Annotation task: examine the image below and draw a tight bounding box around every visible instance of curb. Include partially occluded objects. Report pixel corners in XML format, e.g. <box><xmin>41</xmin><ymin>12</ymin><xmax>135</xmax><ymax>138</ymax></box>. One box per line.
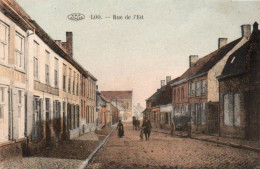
<box><xmin>78</xmin><ymin>125</ymin><xmax>117</xmax><ymax>169</ymax></box>
<box><xmin>152</xmin><ymin>130</ymin><xmax>260</xmax><ymax>153</ymax></box>
<box><xmin>190</xmin><ymin>137</ymin><xmax>260</xmax><ymax>153</ymax></box>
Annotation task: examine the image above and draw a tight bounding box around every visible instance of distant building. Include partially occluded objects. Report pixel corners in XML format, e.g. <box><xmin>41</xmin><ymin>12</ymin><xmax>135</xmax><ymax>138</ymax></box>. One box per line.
<box><xmin>96</xmin><ymin>91</ymin><xmax>113</xmax><ymax>128</ymax></box>
<box><xmin>145</xmin><ymin>77</ymin><xmax>176</xmax><ymax>129</ymax></box>
<box><xmin>101</xmin><ymin>91</ymin><xmax>133</xmax><ymax>121</ymax></box>
<box><xmin>133</xmin><ymin>103</ymin><xmax>144</xmax><ymax>120</ymax></box>
<box><xmin>86</xmin><ymin>72</ymin><xmax>97</xmax><ymax>131</ymax></box>
<box><xmin>110</xmin><ymin>101</ymin><xmax>124</xmax><ymax>121</ymax></box>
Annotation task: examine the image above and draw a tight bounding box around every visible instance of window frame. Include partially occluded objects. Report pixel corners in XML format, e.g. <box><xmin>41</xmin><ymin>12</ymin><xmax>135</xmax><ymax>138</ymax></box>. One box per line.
<box><xmin>63</xmin><ymin>64</ymin><xmax>67</xmax><ymax>91</ymax></box>
<box><xmin>223</xmin><ymin>93</ymin><xmax>241</xmax><ymax>127</ymax></box>
<box><xmin>54</xmin><ymin>57</ymin><xmax>59</xmax><ymax>88</ymax></box>
<box><xmin>45</xmin><ymin>50</ymin><xmax>50</xmax><ymax>85</ymax></box>
<box><xmin>33</xmin><ymin>41</ymin><xmax>39</xmax><ymax>79</ymax></box>
<box><xmin>0</xmin><ymin>87</ymin><xmax>6</xmax><ymax>119</ymax></box>
<box><xmin>15</xmin><ymin>32</ymin><xmax>25</xmax><ymax>70</ymax></box>
<box><xmin>68</xmin><ymin>68</ymin><xmax>72</xmax><ymax>93</ymax></box>
<box><xmin>0</xmin><ymin>21</ymin><xmax>9</xmax><ymax>64</ymax></box>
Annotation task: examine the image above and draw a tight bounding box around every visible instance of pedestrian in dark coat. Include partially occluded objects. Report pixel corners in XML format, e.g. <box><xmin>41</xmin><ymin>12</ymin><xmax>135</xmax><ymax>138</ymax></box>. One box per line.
<box><xmin>142</xmin><ymin>118</ymin><xmax>152</xmax><ymax>140</ymax></box>
<box><xmin>117</xmin><ymin>120</ymin><xmax>124</xmax><ymax>137</ymax></box>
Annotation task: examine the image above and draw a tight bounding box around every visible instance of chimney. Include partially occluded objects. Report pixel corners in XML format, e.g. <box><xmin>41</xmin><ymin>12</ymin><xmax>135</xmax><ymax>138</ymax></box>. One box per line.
<box><xmin>54</xmin><ymin>40</ymin><xmax>62</xmax><ymax>47</ymax></box>
<box><xmin>218</xmin><ymin>38</ymin><xmax>228</xmax><ymax>49</ymax></box>
<box><xmin>166</xmin><ymin>76</ymin><xmax>171</xmax><ymax>84</ymax></box>
<box><xmin>241</xmin><ymin>24</ymin><xmax>251</xmax><ymax>39</ymax></box>
<box><xmin>253</xmin><ymin>22</ymin><xmax>259</xmax><ymax>31</ymax></box>
<box><xmin>66</xmin><ymin>32</ymin><xmax>73</xmax><ymax>57</ymax></box>
<box><xmin>189</xmin><ymin>55</ymin><xmax>199</xmax><ymax>68</ymax></box>
<box><xmin>161</xmin><ymin>80</ymin><xmax>165</xmax><ymax>87</ymax></box>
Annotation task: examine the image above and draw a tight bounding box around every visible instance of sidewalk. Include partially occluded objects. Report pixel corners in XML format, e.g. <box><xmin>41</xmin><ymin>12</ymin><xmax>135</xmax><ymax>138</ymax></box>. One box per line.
<box><xmin>191</xmin><ymin>133</ymin><xmax>260</xmax><ymax>153</ymax></box>
<box><xmin>1</xmin><ymin>126</ymin><xmax>115</xmax><ymax>169</ymax></box>
<box><xmin>152</xmin><ymin>128</ymin><xmax>260</xmax><ymax>153</ymax></box>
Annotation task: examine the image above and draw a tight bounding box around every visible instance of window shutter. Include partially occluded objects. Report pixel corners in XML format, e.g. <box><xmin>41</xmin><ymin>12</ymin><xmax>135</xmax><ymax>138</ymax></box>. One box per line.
<box><xmin>228</xmin><ymin>94</ymin><xmax>234</xmax><ymax>125</ymax></box>
<box><xmin>224</xmin><ymin>94</ymin><xmax>229</xmax><ymax>125</ymax></box>
<box><xmin>13</xmin><ymin>89</ymin><xmax>19</xmax><ymax>140</ymax></box>
<box><xmin>201</xmin><ymin>103</ymin><xmax>206</xmax><ymax>124</ymax></box>
<box><xmin>234</xmin><ymin>93</ymin><xmax>241</xmax><ymax>126</ymax></box>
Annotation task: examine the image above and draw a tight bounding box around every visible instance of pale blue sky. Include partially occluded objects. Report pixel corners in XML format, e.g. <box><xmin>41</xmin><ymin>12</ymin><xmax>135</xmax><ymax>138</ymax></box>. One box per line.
<box><xmin>16</xmin><ymin>0</ymin><xmax>260</xmax><ymax>107</ymax></box>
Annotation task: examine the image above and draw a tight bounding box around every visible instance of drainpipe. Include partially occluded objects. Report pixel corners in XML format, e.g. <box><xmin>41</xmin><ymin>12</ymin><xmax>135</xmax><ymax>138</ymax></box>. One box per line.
<box><xmin>218</xmin><ymin>80</ymin><xmax>221</xmax><ymax>137</ymax></box>
<box><xmin>8</xmin><ymin>88</ymin><xmax>12</xmax><ymax>140</ymax></box>
<box><xmin>24</xmin><ymin>29</ymin><xmax>35</xmax><ymax>142</ymax></box>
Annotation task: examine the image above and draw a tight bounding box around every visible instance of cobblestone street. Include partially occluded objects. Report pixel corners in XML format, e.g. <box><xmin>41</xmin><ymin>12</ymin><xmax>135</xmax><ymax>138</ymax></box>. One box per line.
<box><xmin>89</xmin><ymin>123</ymin><xmax>260</xmax><ymax>169</ymax></box>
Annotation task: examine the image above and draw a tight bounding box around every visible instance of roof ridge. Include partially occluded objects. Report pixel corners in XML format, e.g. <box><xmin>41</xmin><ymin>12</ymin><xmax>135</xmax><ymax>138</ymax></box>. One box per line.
<box><xmin>172</xmin><ymin>37</ymin><xmax>242</xmax><ymax>84</ymax></box>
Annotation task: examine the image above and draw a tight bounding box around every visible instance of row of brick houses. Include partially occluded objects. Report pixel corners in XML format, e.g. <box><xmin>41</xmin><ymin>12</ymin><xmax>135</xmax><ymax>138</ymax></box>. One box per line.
<box><xmin>0</xmin><ymin>0</ymin><xmax>119</xmax><ymax>160</ymax></box>
<box><xmin>145</xmin><ymin>22</ymin><xmax>260</xmax><ymax>140</ymax></box>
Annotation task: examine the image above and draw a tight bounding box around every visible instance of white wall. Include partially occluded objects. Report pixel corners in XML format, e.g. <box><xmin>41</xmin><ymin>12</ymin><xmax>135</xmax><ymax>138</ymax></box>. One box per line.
<box><xmin>207</xmin><ymin>37</ymin><xmax>248</xmax><ymax>102</ymax></box>
<box><xmin>0</xmin><ymin>11</ymin><xmax>27</xmax><ymax>142</ymax></box>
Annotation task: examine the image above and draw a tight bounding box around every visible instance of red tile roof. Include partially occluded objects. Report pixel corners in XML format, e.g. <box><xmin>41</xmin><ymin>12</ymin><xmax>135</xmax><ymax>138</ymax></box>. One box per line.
<box><xmin>100</xmin><ymin>91</ymin><xmax>133</xmax><ymax>100</ymax></box>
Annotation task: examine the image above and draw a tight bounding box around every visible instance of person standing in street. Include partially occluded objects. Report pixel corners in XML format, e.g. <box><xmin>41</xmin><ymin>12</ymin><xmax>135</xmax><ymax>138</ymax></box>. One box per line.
<box><xmin>117</xmin><ymin>120</ymin><xmax>124</xmax><ymax>138</ymax></box>
<box><xmin>171</xmin><ymin>121</ymin><xmax>175</xmax><ymax>136</ymax></box>
<box><xmin>142</xmin><ymin>118</ymin><xmax>152</xmax><ymax>141</ymax></box>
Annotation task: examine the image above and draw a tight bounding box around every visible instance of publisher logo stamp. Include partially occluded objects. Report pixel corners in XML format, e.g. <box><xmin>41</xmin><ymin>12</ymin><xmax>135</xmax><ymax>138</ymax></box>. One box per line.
<box><xmin>67</xmin><ymin>13</ymin><xmax>85</xmax><ymax>21</ymax></box>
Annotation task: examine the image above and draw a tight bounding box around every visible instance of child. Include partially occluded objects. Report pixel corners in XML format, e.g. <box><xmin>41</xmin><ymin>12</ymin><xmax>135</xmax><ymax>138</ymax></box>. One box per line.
<box><xmin>140</xmin><ymin>127</ymin><xmax>144</xmax><ymax>141</ymax></box>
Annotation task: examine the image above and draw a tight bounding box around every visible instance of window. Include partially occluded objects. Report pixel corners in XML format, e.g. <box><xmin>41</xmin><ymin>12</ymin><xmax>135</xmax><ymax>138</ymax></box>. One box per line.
<box><xmin>34</xmin><ymin>57</ymin><xmax>38</xmax><ymax>79</ymax></box>
<box><xmin>18</xmin><ymin>90</ymin><xmax>23</xmax><ymax>118</ymax></box>
<box><xmin>202</xmin><ymin>80</ymin><xmax>207</xmax><ymax>95</ymax></box>
<box><xmin>92</xmin><ymin>107</ymin><xmax>94</xmax><ymax>123</ymax></box>
<box><xmin>45</xmin><ymin>51</ymin><xmax>50</xmax><ymax>85</ymax></box>
<box><xmin>32</xmin><ymin>97</ymin><xmax>42</xmax><ymax>140</ymax></box>
<box><xmin>83</xmin><ymin>77</ymin><xmax>85</xmax><ymax>97</ymax></box>
<box><xmin>33</xmin><ymin>41</ymin><xmax>39</xmax><ymax>79</ymax></box>
<box><xmin>195</xmin><ymin>81</ymin><xmax>201</xmax><ymax>96</ymax></box>
<box><xmin>15</xmin><ymin>33</ymin><xmax>24</xmax><ymax>69</ymax></box>
<box><xmin>45</xmin><ymin>98</ymin><xmax>50</xmax><ymax>121</ymax></box>
<box><xmin>18</xmin><ymin>90</ymin><xmax>22</xmax><ymax>104</ymax></box>
<box><xmin>0</xmin><ymin>21</ymin><xmax>9</xmax><ymax>63</ymax></box>
<box><xmin>196</xmin><ymin>103</ymin><xmax>201</xmax><ymax>124</ymax></box>
<box><xmin>62</xmin><ymin>102</ymin><xmax>66</xmax><ymax>131</ymax></box>
<box><xmin>181</xmin><ymin>87</ymin><xmax>184</xmax><ymax>100</ymax></box>
<box><xmin>45</xmin><ymin>65</ymin><xmax>49</xmax><ymax>84</ymax></box>
<box><xmin>177</xmin><ymin>88</ymin><xmax>180</xmax><ymax>101</ymax></box>
<box><xmin>76</xmin><ymin>74</ymin><xmax>79</xmax><ymax>96</ymax></box>
<box><xmin>189</xmin><ymin>83</ymin><xmax>195</xmax><ymax>97</ymax></box>
<box><xmin>191</xmin><ymin>104</ymin><xmax>196</xmax><ymax>124</ymax></box>
<box><xmin>68</xmin><ymin>68</ymin><xmax>71</xmax><ymax>93</ymax></box>
<box><xmin>67</xmin><ymin>104</ymin><xmax>71</xmax><ymax>130</ymax></box>
<box><xmin>73</xmin><ymin>71</ymin><xmax>76</xmax><ymax>95</ymax></box>
<box><xmin>54</xmin><ymin>58</ymin><xmax>58</xmax><ymax>88</ymax></box>
<box><xmin>87</xmin><ymin>106</ymin><xmax>89</xmax><ymax>123</ymax></box>
<box><xmin>224</xmin><ymin>93</ymin><xmax>241</xmax><ymax>126</ymax></box>
<box><xmin>173</xmin><ymin>89</ymin><xmax>176</xmax><ymax>102</ymax></box>
<box><xmin>63</xmin><ymin>64</ymin><xmax>67</xmax><ymax>91</ymax></box>
<box><xmin>88</xmin><ymin>79</ymin><xmax>91</xmax><ymax>98</ymax></box>
<box><xmin>77</xmin><ymin>105</ymin><xmax>80</xmax><ymax>127</ymax></box>
<box><xmin>234</xmin><ymin>93</ymin><xmax>241</xmax><ymax>126</ymax></box>
<box><xmin>201</xmin><ymin>103</ymin><xmax>207</xmax><ymax>124</ymax></box>
<box><xmin>84</xmin><ymin>101</ymin><xmax>85</xmax><ymax>114</ymax></box>
<box><xmin>0</xmin><ymin>87</ymin><xmax>6</xmax><ymax>119</ymax></box>
<box><xmin>224</xmin><ymin>94</ymin><xmax>233</xmax><ymax>126</ymax></box>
